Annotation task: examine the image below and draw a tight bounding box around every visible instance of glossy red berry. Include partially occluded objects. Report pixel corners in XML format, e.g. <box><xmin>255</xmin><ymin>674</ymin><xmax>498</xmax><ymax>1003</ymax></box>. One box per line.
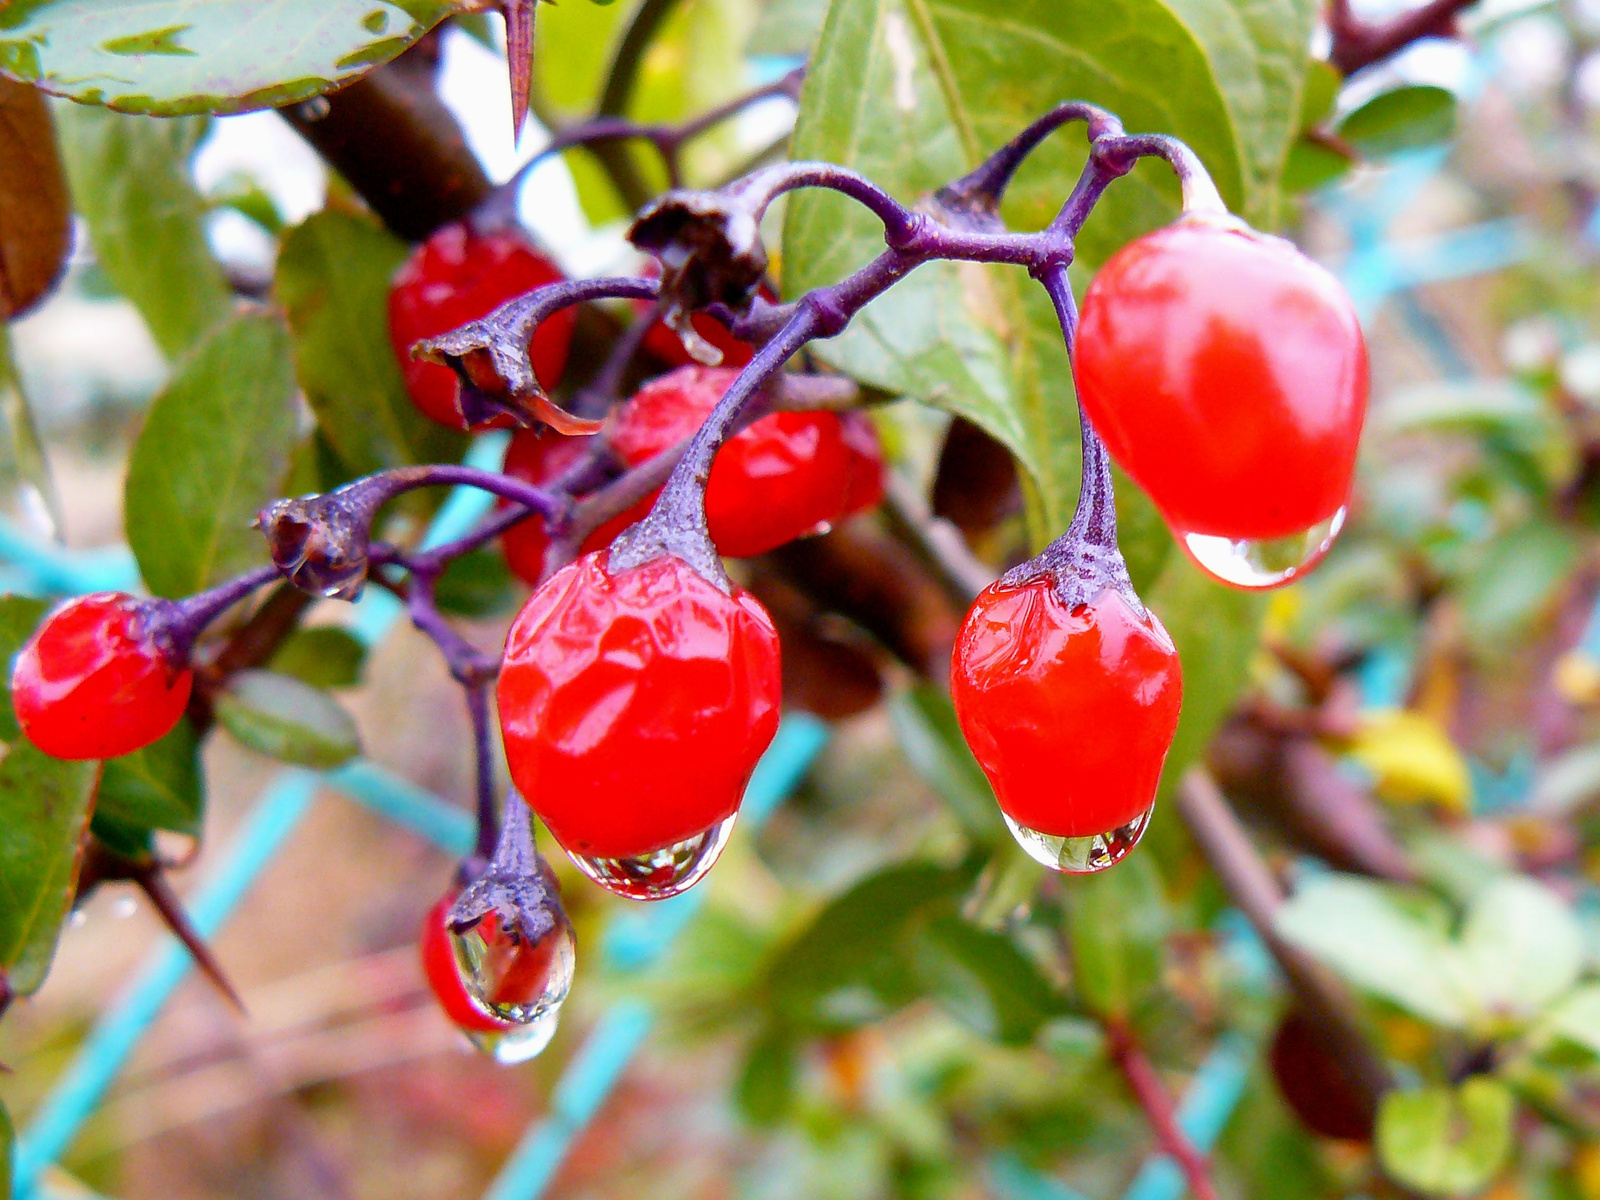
<box><xmin>1075</xmin><ymin>217</ymin><xmax>1368</xmax><ymax>542</ymax></box>
<box><xmin>13</xmin><ymin>592</ymin><xmax>193</xmax><ymax>760</ymax></box>
<box><xmin>497</xmin><ymin>551</ymin><xmax>781</xmax><ymax>864</ymax></box>
<box><xmin>950</xmin><ymin>580</ymin><xmax>1181</xmax><ymax>843</ymax></box>
<box><xmin>635</xmin><ymin>268</ymin><xmax>774</xmax><ymax>369</ymax></box>
<box><xmin>499</xmin><ymin>430</ymin><xmax>650</xmax><ymax>586</ymax></box>
<box><xmin>609</xmin><ymin>365</ymin><xmax>859</xmax><ymax>558</ymax></box>
<box><xmin>389</xmin><ymin>224</ymin><xmax>574</xmax><ymax>431</ymax></box>
<box><xmin>420</xmin><ymin>894</ymin><xmax>511</xmax><ymax>1034</ymax></box>
<box><xmin>838</xmin><ymin>410</ymin><xmax>886</xmax><ymax>518</ymax></box>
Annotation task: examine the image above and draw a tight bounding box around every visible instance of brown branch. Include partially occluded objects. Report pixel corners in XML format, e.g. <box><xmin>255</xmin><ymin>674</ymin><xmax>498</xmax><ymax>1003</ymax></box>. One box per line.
<box><xmin>1176</xmin><ymin>768</ymin><xmax>1393</xmax><ymax>1122</ymax></box>
<box><xmin>1104</xmin><ymin>1019</ymin><xmax>1219</xmax><ymax>1200</ymax></box>
<box><xmin>279</xmin><ymin>41</ymin><xmax>493</xmax><ymax>240</ymax></box>
<box><xmin>1327</xmin><ymin>0</ymin><xmax>1478</xmax><ymax>76</ymax></box>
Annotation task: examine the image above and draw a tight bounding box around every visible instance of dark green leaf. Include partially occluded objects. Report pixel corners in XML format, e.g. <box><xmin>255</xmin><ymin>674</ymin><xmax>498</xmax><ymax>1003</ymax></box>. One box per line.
<box><xmin>765</xmin><ymin>860</ymin><xmax>976</xmax><ymax>1031</ymax></box>
<box><xmin>1281</xmin><ymin>138</ymin><xmax>1352</xmax><ymax>193</ymax></box>
<box><xmin>268</xmin><ymin>626</ymin><xmax>368</xmax><ymax>689</ymax></box>
<box><xmin>889</xmin><ymin>684</ymin><xmax>1004</xmax><ymax>843</ymax></box>
<box><xmin>53</xmin><ymin>105</ymin><xmax>229</xmax><ymax>358</ymax></box>
<box><xmin>88</xmin><ymin>809</ymin><xmax>154</xmax><ymax>859</ymax></box>
<box><xmin>0</xmin><ymin>77</ymin><xmax>70</xmax><ymax>319</ymax></box>
<box><xmin>275</xmin><ymin>210</ymin><xmax>463</xmax><ymax>475</ymax></box>
<box><xmin>124</xmin><ymin>312</ymin><xmax>299</xmax><ymax>597</ymax></box>
<box><xmin>0</xmin><ymin>595</ymin><xmax>48</xmax><ymax>743</ymax></box>
<box><xmin>0</xmin><ymin>741</ymin><xmax>98</xmax><ymax>995</ymax></box>
<box><xmin>1337</xmin><ymin>85</ymin><xmax>1457</xmax><ymax>158</ymax></box>
<box><xmin>434</xmin><ymin>547</ymin><xmax>518</xmax><ymax>617</ymax></box>
<box><xmin>736</xmin><ymin>1022</ymin><xmax>799</xmax><ymax>1126</ymax></box>
<box><xmin>1376</xmin><ymin>1079</ymin><xmax>1514</xmax><ymax>1198</ymax></box>
<box><xmin>0</xmin><ymin>2</ymin><xmax>459</xmax><ymax>116</ymax></box>
<box><xmin>214</xmin><ymin>670</ymin><xmax>360</xmax><ymax>768</ymax></box>
<box><xmin>910</xmin><ymin>913</ymin><xmax>1063</xmax><ymax>1044</ymax></box>
<box><xmin>97</xmin><ymin>718</ymin><xmax>203</xmax><ymax>837</ymax></box>
<box><xmin>1065</xmin><ymin>852</ymin><xmax>1166</xmax><ymax>1019</ymax></box>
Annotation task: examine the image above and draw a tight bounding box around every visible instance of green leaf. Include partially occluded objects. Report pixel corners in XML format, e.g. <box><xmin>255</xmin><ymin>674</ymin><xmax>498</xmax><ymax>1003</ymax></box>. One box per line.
<box><xmin>1281</xmin><ymin>138</ymin><xmax>1351</xmax><ymax>193</ymax></box>
<box><xmin>434</xmin><ymin>547</ymin><xmax>518</xmax><ymax>617</ymax></box>
<box><xmin>1457</xmin><ymin>876</ymin><xmax>1583</xmax><ymax>1025</ymax></box>
<box><xmin>268</xmin><ymin>626</ymin><xmax>368</xmax><ymax>689</ymax></box>
<box><xmin>1535</xmin><ymin>984</ymin><xmax>1600</xmax><ymax>1058</ymax></box>
<box><xmin>275</xmin><ymin>210</ymin><xmax>463</xmax><ymax>476</ymax></box>
<box><xmin>214</xmin><ymin>670</ymin><xmax>361</xmax><ymax>768</ymax></box>
<box><xmin>0</xmin><ymin>328</ymin><xmax>60</xmax><ymax>539</ymax></box>
<box><xmin>909</xmin><ymin>913</ymin><xmax>1062</xmax><ymax>1043</ymax></box>
<box><xmin>0</xmin><ymin>2</ymin><xmax>459</xmax><ymax>116</ymax></box>
<box><xmin>0</xmin><ymin>76</ymin><xmax>71</xmax><ymax>320</ymax></box>
<box><xmin>0</xmin><ymin>595</ymin><xmax>49</xmax><ymax>741</ymax></box>
<box><xmin>1065</xmin><ymin>852</ymin><xmax>1166</xmax><ymax>1019</ymax></box>
<box><xmin>97</xmin><ymin>718</ymin><xmax>203</xmax><ymax>837</ymax></box>
<box><xmin>889</xmin><ymin>684</ymin><xmax>1004</xmax><ymax>843</ymax></box>
<box><xmin>1338</xmin><ymin>85</ymin><xmax>1457</xmax><ymax>158</ymax></box>
<box><xmin>1459</xmin><ymin>525</ymin><xmax>1577</xmax><ymax>652</ymax></box>
<box><xmin>1147</xmin><ymin>554</ymin><xmax>1268</xmax><ymax>802</ymax></box>
<box><xmin>124</xmin><ymin>312</ymin><xmax>299</xmax><ymax>598</ymax></box>
<box><xmin>765</xmin><ymin>860</ymin><xmax>976</xmax><ymax>1031</ymax></box>
<box><xmin>783</xmin><ymin>0</ymin><xmax>1317</xmax><ymax>543</ymax></box>
<box><xmin>748</xmin><ymin>0</ymin><xmax>827</xmax><ymax>54</ymax></box>
<box><xmin>1376</xmin><ymin>1078</ymin><xmax>1514</xmax><ymax>1198</ymax></box>
<box><xmin>53</xmin><ymin>104</ymin><xmax>229</xmax><ymax>358</ymax></box>
<box><xmin>1</xmin><ymin>1097</ymin><xmax>11</xmax><ymax>1199</ymax></box>
<box><xmin>0</xmin><ymin>740</ymin><xmax>99</xmax><ymax>995</ymax></box>
<box><xmin>1276</xmin><ymin>873</ymin><xmax>1474</xmax><ymax>1028</ymax></box>
<box><xmin>736</xmin><ymin>1022</ymin><xmax>799</xmax><ymax>1125</ymax></box>
<box><xmin>1297</xmin><ymin>60</ymin><xmax>1341</xmax><ymax>131</ymax></box>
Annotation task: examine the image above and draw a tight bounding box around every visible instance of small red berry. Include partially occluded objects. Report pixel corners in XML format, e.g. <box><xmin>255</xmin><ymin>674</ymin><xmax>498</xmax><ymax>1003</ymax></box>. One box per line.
<box><xmin>838</xmin><ymin>410</ymin><xmax>886</xmax><ymax>518</ymax></box>
<box><xmin>420</xmin><ymin>893</ymin><xmax>511</xmax><ymax>1034</ymax></box>
<box><xmin>12</xmin><ymin>592</ymin><xmax>193</xmax><ymax>760</ymax></box>
<box><xmin>497</xmin><ymin>551</ymin><xmax>781</xmax><ymax>864</ymax></box>
<box><xmin>635</xmin><ymin>267</ymin><xmax>774</xmax><ymax>369</ymax></box>
<box><xmin>499</xmin><ymin>430</ymin><xmax>650</xmax><ymax>586</ymax></box>
<box><xmin>1075</xmin><ymin>217</ymin><xmax>1367</xmax><ymax>542</ymax></box>
<box><xmin>950</xmin><ymin>580</ymin><xmax>1181</xmax><ymax>842</ymax></box>
<box><xmin>388</xmin><ymin>224</ymin><xmax>574</xmax><ymax>431</ymax></box>
<box><xmin>609</xmin><ymin>365</ymin><xmax>859</xmax><ymax>558</ymax></box>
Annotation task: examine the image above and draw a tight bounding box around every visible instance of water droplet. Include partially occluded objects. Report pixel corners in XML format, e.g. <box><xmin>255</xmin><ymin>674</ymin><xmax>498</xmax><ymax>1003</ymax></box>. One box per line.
<box><xmin>467</xmin><ymin>1006</ymin><xmax>564</xmax><ymax>1064</ymax></box>
<box><xmin>153</xmin><ymin>830</ymin><xmax>200</xmax><ymax>866</ymax></box>
<box><xmin>295</xmin><ymin>95</ymin><xmax>331</xmax><ymax>122</ymax></box>
<box><xmin>68</xmin><ymin>909</ymin><xmax>87</xmax><ymax>928</ymax></box>
<box><xmin>1002</xmin><ymin>807</ymin><xmax>1153</xmax><ymax>874</ymax></box>
<box><xmin>567</xmin><ymin>815</ymin><xmax>735</xmax><ymax>901</ymax></box>
<box><xmin>111</xmin><ymin>896</ymin><xmax>138</xmax><ymax>919</ymax></box>
<box><xmin>1179</xmin><ymin>507</ymin><xmax>1345</xmax><ymax>591</ymax></box>
<box><xmin>451</xmin><ymin>913</ymin><xmax>575</xmax><ymax>1026</ymax></box>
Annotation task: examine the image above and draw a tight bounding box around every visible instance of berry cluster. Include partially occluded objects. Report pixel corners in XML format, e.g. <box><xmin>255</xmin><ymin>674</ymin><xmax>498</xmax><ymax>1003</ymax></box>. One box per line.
<box><xmin>7</xmin><ymin>102</ymin><xmax>1366</xmax><ymax>1062</ymax></box>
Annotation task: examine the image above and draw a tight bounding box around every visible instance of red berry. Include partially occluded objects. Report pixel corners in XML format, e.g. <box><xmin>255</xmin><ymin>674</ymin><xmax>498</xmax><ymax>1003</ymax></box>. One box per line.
<box><xmin>499</xmin><ymin>430</ymin><xmax>651</xmax><ymax>586</ymax></box>
<box><xmin>609</xmin><ymin>366</ymin><xmax>858</xmax><ymax>558</ymax></box>
<box><xmin>950</xmin><ymin>580</ymin><xmax>1182</xmax><ymax>839</ymax></box>
<box><xmin>497</xmin><ymin>551</ymin><xmax>781</xmax><ymax>861</ymax></box>
<box><xmin>12</xmin><ymin>592</ymin><xmax>193</xmax><ymax>761</ymax></box>
<box><xmin>838</xmin><ymin>410</ymin><xmax>886</xmax><ymax>518</ymax></box>
<box><xmin>420</xmin><ymin>893</ymin><xmax>511</xmax><ymax>1034</ymax></box>
<box><xmin>388</xmin><ymin>224</ymin><xmax>574</xmax><ymax>431</ymax></box>
<box><xmin>1075</xmin><ymin>217</ymin><xmax>1367</xmax><ymax>542</ymax></box>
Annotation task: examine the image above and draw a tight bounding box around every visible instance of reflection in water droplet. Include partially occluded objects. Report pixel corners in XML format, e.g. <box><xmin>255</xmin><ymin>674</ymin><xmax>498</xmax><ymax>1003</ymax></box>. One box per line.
<box><xmin>295</xmin><ymin>95</ymin><xmax>332</xmax><ymax>122</ymax></box>
<box><xmin>153</xmin><ymin>829</ymin><xmax>200</xmax><ymax>866</ymax></box>
<box><xmin>451</xmin><ymin>914</ymin><xmax>575</xmax><ymax>1026</ymax></box>
<box><xmin>568</xmin><ymin>815</ymin><xmax>735</xmax><ymax>901</ymax></box>
<box><xmin>1180</xmin><ymin>507</ymin><xmax>1346</xmax><ymax>591</ymax></box>
<box><xmin>1003</xmin><ymin>807</ymin><xmax>1153</xmax><ymax>874</ymax></box>
<box><xmin>68</xmin><ymin>909</ymin><xmax>87</xmax><ymax>928</ymax></box>
<box><xmin>111</xmin><ymin>896</ymin><xmax>138</xmax><ymax>920</ymax></box>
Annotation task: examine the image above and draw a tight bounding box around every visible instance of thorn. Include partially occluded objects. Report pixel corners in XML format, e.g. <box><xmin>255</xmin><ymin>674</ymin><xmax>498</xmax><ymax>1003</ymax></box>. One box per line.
<box><xmin>135</xmin><ymin>868</ymin><xmax>247</xmax><ymax>1015</ymax></box>
<box><xmin>503</xmin><ymin>0</ymin><xmax>537</xmax><ymax>144</ymax></box>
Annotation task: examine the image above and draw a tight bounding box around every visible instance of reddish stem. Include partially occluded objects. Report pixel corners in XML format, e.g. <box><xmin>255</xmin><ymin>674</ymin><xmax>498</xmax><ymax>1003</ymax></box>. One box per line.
<box><xmin>1327</xmin><ymin>0</ymin><xmax>1477</xmax><ymax>76</ymax></box>
<box><xmin>1104</xmin><ymin>1019</ymin><xmax>1220</xmax><ymax>1200</ymax></box>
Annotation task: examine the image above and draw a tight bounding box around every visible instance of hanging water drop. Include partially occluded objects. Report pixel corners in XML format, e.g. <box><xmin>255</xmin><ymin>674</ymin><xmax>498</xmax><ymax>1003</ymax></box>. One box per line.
<box><xmin>567</xmin><ymin>815</ymin><xmax>736</xmax><ymax>901</ymax></box>
<box><xmin>1180</xmin><ymin>507</ymin><xmax>1345</xmax><ymax>591</ymax></box>
<box><xmin>450</xmin><ymin>910</ymin><xmax>575</xmax><ymax>1027</ymax></box>
<box><xmin>467</xmin><ymin>1006</ymin><xmax>564</xmax><ymax>1064</ymax></box>
<box><xmin>1002</xmin><ymin>806</ymin><xmax>1152</xmax><ymax>874</ymax></box>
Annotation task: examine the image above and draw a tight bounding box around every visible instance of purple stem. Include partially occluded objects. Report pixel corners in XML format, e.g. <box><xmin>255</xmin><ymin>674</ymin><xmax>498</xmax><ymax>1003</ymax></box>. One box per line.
<box><xmin>940</xmin><ymin>101</ymin><xmax>1123</xmax><ymax>213</ymax></box>
<box><xmin>150</xmin><ymin>564</ymin><xmax>282</xmax><ymax>660</ymax></box>
<box><xmin>464</xmin><ymin>682</ymin><xmax>500</xmax><ymax>863</ymax></box>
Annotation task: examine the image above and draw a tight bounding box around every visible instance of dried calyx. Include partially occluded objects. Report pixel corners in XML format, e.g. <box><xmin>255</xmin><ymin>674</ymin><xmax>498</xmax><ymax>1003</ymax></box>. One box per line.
<box><xmin>448</xmin><ymin>792</ymin><xmax>565</xmax><ymax>945</ymax></box>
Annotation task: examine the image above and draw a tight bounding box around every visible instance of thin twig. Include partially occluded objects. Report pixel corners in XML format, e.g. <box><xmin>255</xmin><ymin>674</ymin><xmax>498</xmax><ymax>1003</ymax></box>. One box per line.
<box><xmin>1327</xmin><ymin>0</ymin><xmax>1478</xmax><ymax>76</ymax></box>
<box><xmin>1104</xmin><ymin>1019</ymin><xmax>1219</xmax><ymax>1200</ymax></box>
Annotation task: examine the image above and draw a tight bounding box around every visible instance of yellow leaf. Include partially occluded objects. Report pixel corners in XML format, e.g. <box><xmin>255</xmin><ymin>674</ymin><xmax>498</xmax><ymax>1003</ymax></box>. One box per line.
<box><xmin>1348</xmin><ymin>708</ymin><xmax>1472</xmax><ymax>814</ymax></box>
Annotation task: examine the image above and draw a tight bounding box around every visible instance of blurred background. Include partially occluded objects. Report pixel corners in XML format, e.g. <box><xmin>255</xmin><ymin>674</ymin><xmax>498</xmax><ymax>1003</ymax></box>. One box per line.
<box><xmin>8</xmin><ymin>0</ymin><xmax>1600</xmax><ymax>1197</ymax></box>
